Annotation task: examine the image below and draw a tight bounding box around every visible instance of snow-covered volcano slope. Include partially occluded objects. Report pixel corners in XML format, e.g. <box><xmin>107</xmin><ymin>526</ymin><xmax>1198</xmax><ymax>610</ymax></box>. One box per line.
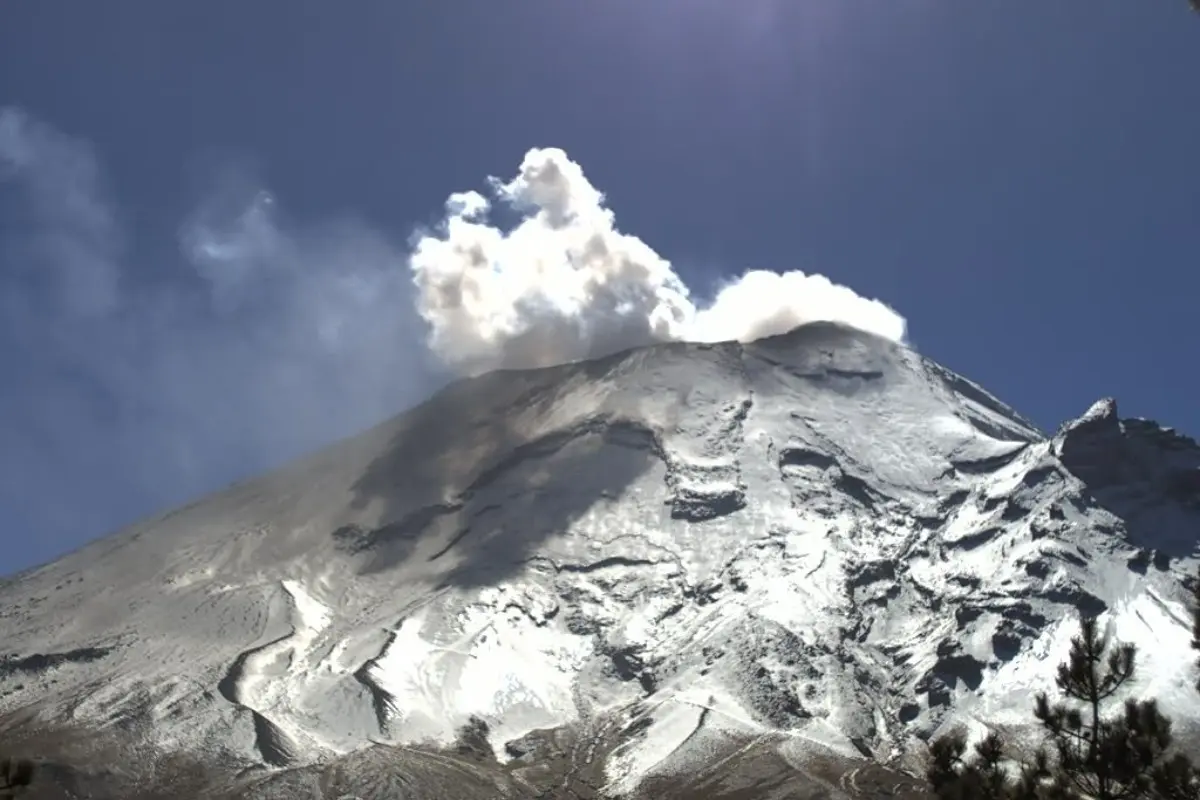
<box><xmin>1</xmin><ymin>321</ymin><xmax>1197</xmax><ymax>795</ymax></box>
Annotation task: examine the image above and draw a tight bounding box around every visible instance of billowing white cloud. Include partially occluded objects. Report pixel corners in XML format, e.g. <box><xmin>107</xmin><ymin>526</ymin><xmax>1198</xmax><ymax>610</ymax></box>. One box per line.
<box><xmin>692</xmin><ymin>269</ymin><xmax>907</xmax><ymax>346</ymax></box>
<box><xmin>409</xmin><ymin>146</ymin><xmax>906</xmax><ymax>374</ymax></box>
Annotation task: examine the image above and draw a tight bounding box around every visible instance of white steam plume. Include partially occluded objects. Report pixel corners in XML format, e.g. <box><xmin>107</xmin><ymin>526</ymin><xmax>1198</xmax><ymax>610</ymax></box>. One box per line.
<box><xmin>409</xmin><ymin>147</ymin><xmax>906</xmax><ymax>374</ymax></box>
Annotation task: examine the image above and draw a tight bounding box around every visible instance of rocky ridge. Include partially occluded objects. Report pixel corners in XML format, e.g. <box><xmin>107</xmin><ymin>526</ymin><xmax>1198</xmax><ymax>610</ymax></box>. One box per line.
<box><xmin>0</xmin><ymin>322</ymin><xmax>1196</xmax><ymax>799</ymax></box>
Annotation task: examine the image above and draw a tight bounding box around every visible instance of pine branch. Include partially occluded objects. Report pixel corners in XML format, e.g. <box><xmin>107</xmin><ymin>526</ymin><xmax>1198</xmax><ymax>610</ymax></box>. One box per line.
<box><xmin>0</xmin><ymin>757</ymin><xmax>34</xmax><ymax>799</ymax></box>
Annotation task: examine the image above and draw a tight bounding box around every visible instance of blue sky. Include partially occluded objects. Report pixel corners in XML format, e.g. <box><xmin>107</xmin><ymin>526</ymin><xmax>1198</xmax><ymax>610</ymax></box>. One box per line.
<box><xmin>1</xmin><ymin>1</ymin><xmax>1197</xmax><ymax>573</ymax></box>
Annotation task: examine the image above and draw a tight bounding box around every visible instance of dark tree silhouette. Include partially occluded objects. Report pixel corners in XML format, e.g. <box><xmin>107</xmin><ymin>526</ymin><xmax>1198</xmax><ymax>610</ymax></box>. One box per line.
<box><xmin>1192</xmin><ymin>567</ymin><xmax>1200</xmax><ymax>693</ymax></box>
<box><xmin>0</xmin><ymin>757</ymin><xmax>34</xmax><ymax>799</ymax></box>
<box><xmin>1032</xmin><ymin>615</ymin><xmax>1179</xmax><ymax>799</ymax></box>
<box><xmin>926</xmin><ymin>605</ymin><xmax>1200</xmax><ymax>800</ymax></box>
<box><xmin>1152</xmin><ymin>568</ymin><xmax>1200</xmax><ymax>798</ymax></box>
<box><xmin>927</xmin><ymin>729</ymin><xmax>1049</xmax><ymax>799</ymax></box>
<box><xmin>1154</xmin><ymin>753</ymin><xmax>1200</xmax><ymax>799</ymax></box>
<box><xmin>927</xmin><ymin>729</ymin><xmax>1001</xmax><ymax>799</ymax></box>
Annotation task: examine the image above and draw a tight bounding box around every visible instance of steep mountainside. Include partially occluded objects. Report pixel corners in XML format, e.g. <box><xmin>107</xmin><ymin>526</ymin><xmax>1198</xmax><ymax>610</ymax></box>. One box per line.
<box><xmin>0</xmin><ymin>321</ymin><xmax>1196</xmax><ymax>799</ymax></box>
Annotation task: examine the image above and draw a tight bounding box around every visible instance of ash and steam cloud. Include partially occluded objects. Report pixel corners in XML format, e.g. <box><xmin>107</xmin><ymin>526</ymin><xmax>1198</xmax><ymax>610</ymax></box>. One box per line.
<box><xmin>410</xmin><ymin>146</ymin><xmax>906</xmax><ymax>374</ymax></box>
<box><xmin>0</xmin><ymin>107</ymin><xmax>904</xmax><ymax>568</ymax></box>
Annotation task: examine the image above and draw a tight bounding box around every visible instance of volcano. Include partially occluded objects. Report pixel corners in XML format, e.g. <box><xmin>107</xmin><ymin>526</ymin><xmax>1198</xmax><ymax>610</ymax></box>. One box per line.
<box><xmin>1</xmin><ymin>321</ymin><xmax>1197</xmax><ymax>799</ymax></box>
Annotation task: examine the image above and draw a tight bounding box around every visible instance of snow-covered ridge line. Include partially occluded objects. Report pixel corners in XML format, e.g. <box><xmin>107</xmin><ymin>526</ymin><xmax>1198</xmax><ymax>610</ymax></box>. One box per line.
<box><xmin>0</xmin><ymin>322</ymin><xmax>1194</xmax><ymax>799</ymax></box>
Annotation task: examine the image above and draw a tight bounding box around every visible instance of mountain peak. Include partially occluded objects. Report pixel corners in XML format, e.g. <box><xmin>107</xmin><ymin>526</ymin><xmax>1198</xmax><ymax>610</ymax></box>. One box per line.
<box><xmin>1079</xmin><ymin>395</ymin><xmax>1120</xmax><ymax>425</ymax></box>
<box><xmin>0</xmin><ymin>327</ymin><xmax>1196</xmax><ymax>799</ymax></box>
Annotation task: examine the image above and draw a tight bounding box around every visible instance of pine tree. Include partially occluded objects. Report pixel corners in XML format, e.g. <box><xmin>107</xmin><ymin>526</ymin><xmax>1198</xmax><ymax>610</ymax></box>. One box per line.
<box><xmin>1031</xmin><ymin>615</ymin><xmax>1181</xmax><ymax>799</ymax></box>
<box><xmin>925</xmin><ymin>727</ymin><xmax>1055</xmax><ymax>800</ymax></box>
<box><xmin>0</xmin><ymin>757</ymin><xmax>34</xmax><ymax>799</ymax></box>
<box><xmin>925</xmin><ymin>607</ymin><xmax>1200</xmax><ymax>800</ymax></box>
<box><xmin>927</xmin><ymin>729</ymin><xmax>1013</xmax><ymax>800</ymax></box>
<box><xmin>1192</xmin><ymin>567</ymin><xmax>1200</xmax><ymax>694</ymax></box>
<box><xmin>1153</xmin><ymin>753</ymin><xmax>1200</xmax><ymax>800</ymax></box>
<box><xmin>1150</xmin><ymin>568</ymin><xmax>1200</xmax><ymax>799</ymax></box>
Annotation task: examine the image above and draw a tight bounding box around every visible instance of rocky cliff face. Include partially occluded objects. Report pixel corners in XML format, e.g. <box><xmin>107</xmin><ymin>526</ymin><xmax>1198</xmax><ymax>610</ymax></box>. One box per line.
<box><xmin>0</xmin><ymin>322</ymin><xmax>1196</xmax><ymax>799</ymax></box>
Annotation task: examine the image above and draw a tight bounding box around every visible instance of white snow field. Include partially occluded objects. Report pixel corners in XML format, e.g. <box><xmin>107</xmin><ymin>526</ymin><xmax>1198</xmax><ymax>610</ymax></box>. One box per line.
<box><xmin>0</xmin><ymin>321</ymin><xmax>1196</xmax><ymax>798</ymax></box>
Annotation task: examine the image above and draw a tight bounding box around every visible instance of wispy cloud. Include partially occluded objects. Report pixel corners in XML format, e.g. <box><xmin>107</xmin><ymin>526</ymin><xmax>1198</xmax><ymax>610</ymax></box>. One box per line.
<box><xmin>0</xmin><ymin>108</ymin><xmax>430</xmax><ymax>564</ymax></box>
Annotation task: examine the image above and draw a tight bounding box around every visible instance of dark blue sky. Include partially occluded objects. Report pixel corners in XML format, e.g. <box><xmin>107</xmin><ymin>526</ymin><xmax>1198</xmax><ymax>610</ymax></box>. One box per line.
<box><xmin>1</xmin><ymin>1</ymin><xmax>1197</xmax><ymax>573</ymax></box>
